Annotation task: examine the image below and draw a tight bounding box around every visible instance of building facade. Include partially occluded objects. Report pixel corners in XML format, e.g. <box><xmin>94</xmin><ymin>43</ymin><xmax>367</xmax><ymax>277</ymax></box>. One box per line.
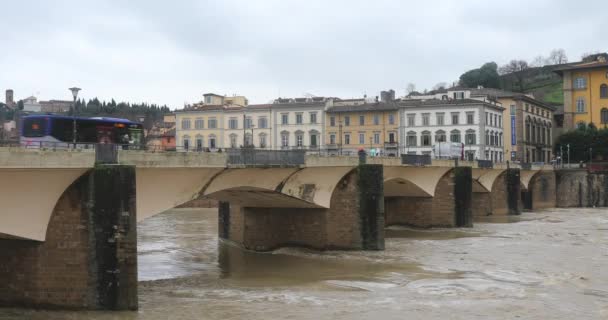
<box><xmin>398</xmin><ymin>99</ymin><xmax>505</xmax><ymax>162</ymax></box>
<box><xmin>223</xmin><ymin>105</ymin><xmax>272</xmax><ymax>149</ymax></box>
<box><xmin>175</xmin><ymin>105</ymin><xmax>225</xmax><ymax>151</ymax></box>
<box><xmin>554</xmin><ymin>53</ymin><xmax>608</xmax><ymax>130</ymax></box>
<box><xmin>271</xmin><ymin>100</ymin><xmax>325</xmax><ymax>150</ymax></box>
<box><xmin>325</xmin><ymin>102</ymin><xmax>399</xmax><ymax>155</ymax></box>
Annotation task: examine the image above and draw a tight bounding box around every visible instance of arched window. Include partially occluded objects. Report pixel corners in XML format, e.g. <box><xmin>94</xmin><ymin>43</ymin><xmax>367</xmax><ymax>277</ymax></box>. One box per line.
<box><xmin>208</xmin><ymin>134</ymin><xmax>217</xmax><ymax>149</ymax></box>
<box><xmin>421</xmin><ymin>131</ymin><xmax>431</xmax><ymax>146</ymax></box>
<box><xmin>600</xmin><ymin>84</ymin><xmax>608</xmax><ymax>98</ymax></box>
<box><xmin>435</xmin><ymin>130</ymin><xmax>446</xmax><ymax>142</ymax></box>
<box><xmin>182</xmin><ymin>135</ymin><xmax>190</xmax><ymax>151</ymax></box>
<box><xmin>602</xmin><ymin>108</ymin><xmax>608</xmax><ymax>124</ymax></box>
<box><xmin>465</xmin><ymin>130</ymin><xmax>476</xmax><ymax>145</ymax></box>
<box><xmin>229</xmin><ymin>134</ymin><xmax>238</xmax><ymax>148</ymax></box>
<box><xmin>259</xmin><ymin>133</ymin><xmax>268</xmax><ymax>148</ymax></box>
<box><xmin>195</xmin><ymin>134</ymin><xmax>203</xmax><ymax>151</ymax></box>
<box><xmin>450</xmin><ymin>129</ymin><xmax>461</xmax><ymax>143</ymax></box>
<box><xmin>576</xmin><ymin>97</ymin><xmax>586</xmax><ymax>113</ymax></box>
<box><xmin>406</xmin><ymin>131</ymin><xmax>417</xmax><ymax>147</ymax></box>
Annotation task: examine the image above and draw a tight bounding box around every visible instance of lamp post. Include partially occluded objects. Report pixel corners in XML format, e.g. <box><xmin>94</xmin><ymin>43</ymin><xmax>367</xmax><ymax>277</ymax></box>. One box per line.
<box><xmin>250</xmin><ymin>124</ymin><xmax>255</xmax><ymax>148</ymax></box>
<box><xmin>567</xmin><ymin>143</ymin><xmax>570</xmax><ymax>168</ymax></box>
<box><xmin>369</xmin><ymin>136</ymin><xmax>373</xmax><ymax>155</ymax></box>
<box><xmin>68</xmin><ymin>87</ymin><xmax>81</xmax><ymax>147</ymax></box>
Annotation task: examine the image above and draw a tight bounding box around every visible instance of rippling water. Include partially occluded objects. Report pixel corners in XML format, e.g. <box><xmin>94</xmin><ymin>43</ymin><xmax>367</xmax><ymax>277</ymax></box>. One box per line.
<box><xmin>2</xmin><ymin>207</ymin><xmax>608</xmax><ymax>319</ymax></box>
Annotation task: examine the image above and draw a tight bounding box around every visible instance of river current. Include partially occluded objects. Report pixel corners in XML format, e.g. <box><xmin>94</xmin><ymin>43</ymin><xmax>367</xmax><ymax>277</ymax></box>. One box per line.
<box><xmin>1</xmin><ymin>207</ymin><xmax>607</xmax><ymax>319</ymax></box>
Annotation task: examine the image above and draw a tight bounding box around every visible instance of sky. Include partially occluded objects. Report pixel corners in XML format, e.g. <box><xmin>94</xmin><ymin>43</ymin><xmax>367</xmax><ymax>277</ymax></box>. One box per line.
<box><xmin>1</xmin><ymin>0</ymin><xmax>606</xmax><ymax>109</ymax></box>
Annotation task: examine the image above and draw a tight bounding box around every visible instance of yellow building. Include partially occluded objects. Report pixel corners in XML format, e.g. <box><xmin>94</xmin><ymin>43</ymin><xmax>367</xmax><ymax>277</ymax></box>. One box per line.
<box><xmin>325</xmin><ymin>102</ymin><xmax>399</xmax><ymax>156</ymax></box>
<box><xmin>555</xmin><ymin>53</ymin><xmax>608</xmax><ymax>130</ymax></box>
<box><xmin>175</xmin><ymin>105</ymin><xmax>225</xmax><ymax>151</ymax></box>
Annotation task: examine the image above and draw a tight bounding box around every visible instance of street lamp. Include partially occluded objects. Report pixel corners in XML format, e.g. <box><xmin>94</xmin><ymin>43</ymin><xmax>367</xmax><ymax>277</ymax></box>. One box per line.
<box><xmin>68</xmin><ymin>87</ymin><xmax>81</xmax><ymax>146</ymax></box>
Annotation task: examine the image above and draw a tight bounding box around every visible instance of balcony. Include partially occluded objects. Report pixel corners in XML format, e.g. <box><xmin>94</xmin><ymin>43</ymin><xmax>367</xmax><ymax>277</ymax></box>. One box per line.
<box><xmin>384</xmin><ymin>142</ymin><xmax>399</xmax><ymax>149</ymax></box>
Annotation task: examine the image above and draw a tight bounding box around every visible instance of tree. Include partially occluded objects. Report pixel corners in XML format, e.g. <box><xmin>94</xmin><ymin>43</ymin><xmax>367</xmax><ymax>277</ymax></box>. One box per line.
<box><xmin>459</xmin><ymin>62</ymin><xmax>500</xmax><ymax>89</ymax></box>
<box><xmin>547</xmin><ymin>49</ymin><xmax>568</xmax><ymax>65</ymax></box>
<box><xmin>406</xmin><ymin>83</ymin><xmax>416</xmax><ymax>95</ymax></box>
<box><xmin>499</xmin><ymin>60</ymin><xmax>529</xmax><ymax>92</ymax></box>
<box><xmin>432</xmin><ymin>82</ymin><xmax>448</xmax><ymax>91</ymax></box>
<box><xmin>17</xmin><ymin>100</ymin><xmax>24</xmax><ymax>110</ymax></box>
<box><xmin>531</xmin><ymin>55</ymin><xmax>546</xmax><ymax>67</ymax></box>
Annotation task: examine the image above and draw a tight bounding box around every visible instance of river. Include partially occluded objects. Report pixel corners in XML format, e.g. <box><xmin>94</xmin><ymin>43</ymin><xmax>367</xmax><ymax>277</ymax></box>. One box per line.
<box><xmin>1</xmin><ymin>207</ymin><xmax>607</xmax><ymax>319</ymax></box>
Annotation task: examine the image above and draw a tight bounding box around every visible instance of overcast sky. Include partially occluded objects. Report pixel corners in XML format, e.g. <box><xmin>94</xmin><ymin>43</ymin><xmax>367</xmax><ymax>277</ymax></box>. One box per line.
<box><xmin>1</xmin><ymin>0</ymin><xmax>606</xmax><ymax>108</ymax></box>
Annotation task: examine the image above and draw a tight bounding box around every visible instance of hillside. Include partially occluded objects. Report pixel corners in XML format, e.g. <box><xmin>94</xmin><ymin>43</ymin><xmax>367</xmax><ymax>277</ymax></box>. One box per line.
<box><xmin>499</xmin><ymin>65</ymin><xmax>563</xmax><ymax>106</ymax></box>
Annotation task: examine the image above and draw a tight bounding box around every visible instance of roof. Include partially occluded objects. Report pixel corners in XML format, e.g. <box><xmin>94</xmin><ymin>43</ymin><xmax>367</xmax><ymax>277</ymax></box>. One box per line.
<box><xmin>203</xmin><ymin>93</ymin><xmax>223</xmax><ymax>97</ymax></box>
<box><xmin>553</xmin><ymin>56</ymin><xmax>608</xmax><ymax>75</ymax></box>
<box><xmin>399</xmin><ymin>98</ymin><xmax>504</xmax><ymax>110</ymax></box>
<box><xmin>326</xmin><ymin>102</ymin><xmax>399</xmax><ymax>113</ymax></box>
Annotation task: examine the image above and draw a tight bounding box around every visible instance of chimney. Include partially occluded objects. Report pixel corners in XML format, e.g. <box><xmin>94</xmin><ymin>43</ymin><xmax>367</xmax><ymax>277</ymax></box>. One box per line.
<box><xmin>380</xmin><ymin>89</ymin><xmax>395</xmax><ymax>102</ymax></box>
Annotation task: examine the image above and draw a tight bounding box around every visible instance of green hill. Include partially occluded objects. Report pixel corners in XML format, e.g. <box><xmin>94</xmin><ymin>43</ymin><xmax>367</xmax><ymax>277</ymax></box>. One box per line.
<box><xmin>499</xmin><ymin>65</ymin><xmax>563</xmax><ymax>106</ymax></box>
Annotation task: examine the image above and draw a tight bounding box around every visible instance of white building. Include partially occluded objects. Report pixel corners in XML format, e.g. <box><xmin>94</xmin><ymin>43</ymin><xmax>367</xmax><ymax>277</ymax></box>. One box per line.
<box><xmin>223</xmin><ymin>104</ymin><xmax>273</xmax><ymax>149</ymax></box>
<box><xmin>398</xmin><ymin>99</ymin><xmax>505</xmax><ymax>162</ymax></box>
<box><xmin>270</xmin><ymin>98</ymin><xmax>326</xmax><ymax>150</ymax></box>
<box><xmin>22</xmin><ymin>96</ymin><xmax>41</xmax><ymax>112</ymax></box>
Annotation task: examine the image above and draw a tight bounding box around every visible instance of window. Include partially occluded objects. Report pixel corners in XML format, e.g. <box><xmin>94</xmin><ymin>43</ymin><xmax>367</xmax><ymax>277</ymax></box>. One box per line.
<box><xmin>281</xmin><ymin>132</ymin><xmax>289</xmax><ymax>147</ymax></box>
<box><xmin>344</xmin><ymin>134</ymin><xmax>351</xmax><ymax>145</ymax></box>
<box><xmin>453</xmin><ymin>91</ymin><xmax>465</xmax><ymax>99</ymax></box>
<box><xmin>485</xmin><ymin>112</ymin><xmax>489</xmax><ymax>125</ymax></box>
<box><xmin>309</xmin><ymin>133</ymin><xmax>318</xmax><ymax>147</ymax></box>
<box><xmin>436</xmin><ymin>113</ymin><xmax>444</xmax><ymax>125</ymax></box>
<box><xmin>229</xmin><ymin>118</ymin><xmax>238</xmax><ymax>129</ymax></box>
<box><xmin>373</xmin><ymin>133</ymin><xmax>380</xmax><ymax>144</ymax></box>
<box><xmin>330</xmin><ymin>116</ymin><xmax>336</xmax><ymax>126</ymax></box>
<box><xmin>359</xmin><ymin>133</ymin><xmax>365</xmax><ymax>144</ymax></box>
<box><xmin>601</xmin><ymin>84</ymin><xmax>608</xmax><ymax>98</ymax></box>
<box><xmin>296</xmin><ymin>133</ymin><xmax>303</xmax><ymax>147</ymax></box>
<box><xmin>576</xmin><ymin>97</ymin><xmax>586</xmax><ymax>113</ymax></box>
<box><xmin>421</xmin><ymin>131</ymin><xmax>431</xmax><ymax>146</ymax></box>
<box><xmin>602</xmin><ymin>108</ymin><xmax>608</xmax><ymax>124</ymax></box>
<box><xmin>510</xmin><ymin>105</ymin><xmax>516</xmax><ymax>115</ymax></box>
<box><xmin>181</xmin><ymin>119</ymin><xmax>191</xmax><ymax>130</ymax></box>
<box><xmin>486</xmin><ymin>130</ymin><xmax>490</xmax><ymax>145</ymax></box>
<box><xmin>435</xmin><ymin>130</ymin><xmax>446</xmax><ymax>142</ymax></box>
<box><xmin>258</xmin><ymin>117</ymin><xmax>268</xmax><ymax>129</ymax></box>
<box><xmin>208</xmin><ymin>118</ymin><xmax>217</xmax><ymax>129</ymax></box>
<box><xmin>183</xmin><ymin>136</ymin><xmax>190</xmax><ymax>150</ymax></box>
<box><xmin>374</xmin><ymin>114</ymin><xmax>380</xmax><ymax>126</ymax></box>
<box><xmin>310</xmin><ymin>113</ymin><xmax>317</xmax><ymax>124</ymax></box>
<box><xmin>498</xmin><ymin>115</ymin><xmax>502</xmax><ymax>127</ymax></box>
<box><xmin>205</xmin><ymin>96</ymin><xmax>212</xmax><ymax>104</ymax></box>
<box><xmin>406</xmin><ymin>131</ymin><xmax>417</xmax><ymax>146</ymax></box>
<box><xmin>493</xmin><ymin>114</ymin><xmax>497</xmax><ymax>127</ymax></box>
<box><xmin>209</xmin><ymin>135</ymin><xmax>216</xmax><ymax>149</ymax></box>
<box><xmin>344</xmin><ymin>116</ymin><xmax>350</xmax><ymax>126</ymax></box>
<box><xmin>407</xmin><ymin>114</ymin><xmax>415</xmax><ymax>127</ymax></box>
<box><xmin>388</xmin><ymin>114</ymin><xmax>395</xmax><ymax>125</ymax></box>
<box><xmin>451</xmin><ymin>113</ymin><xmax>459</xmax><ymax>125</ymax></box>
<box><xmin>245</xmin><ymin>117</ymin><xmax>252</xmax><ymax>129</ymax></box>
<box><xmin>329</xmin><ymin>134</ymin><xmax>336</xmax><ymax>145</ymax></box>
<box><xmin>450</xmin><ymin>130</ymin><xmax>461</xmax><ymax>143</ymax></box>
<box><xmin>466</xmin><ymin>113</ymin><xmax>474</xmax><ymax>125</ymax></box>
<box><xmin>296</xmin><ymin>113</ymin><xmax>303</xmax><ymax>124</ymax></box>
<box><xmin>422</xmin><ymin>113</ymin><xmax>430</xmax><ymax>126</ymax></box>
<box><xmin>259</xmin><ymin>133</ymin><xmax>267</xmax><ymax>148</ymax></box>
<box><xmin>388</xmin><ymin>132</ymin><xmax>396</xmax><ymax>143</ymax></box>
<box><xmin>195</xmin><ymin>135</ymin><xmax>203</xmax><ymax>150</ymax></box>
<box><xmin>574</xmin><ymin>77</ymin><xmax>587</xmax><ymax>89</ymax></box>
<box><xmin>281</xmin><ymin>113</ymin><xmax>289</xmax><ymax>125</ymax></box>
<box><xmin>465</xmin><ymin>130</ymin><xmax>476</xmax><ymax>145</ymax></box>
<box><xmin>229</xmin><ymin>134</ymin><xmax>237</xmax><ymax>148</ymax></box>
<box><xmin>244</xmin><ymin>133</ymin><xmax>252</xmax><ymax>146</ymax></box>
<box><xmin>195</xmin><ymin>118</ymin><xmax>204</xmax><ymax>129</ymax></box>
<box><xmin>359</xmin><ymin>115</ymin><xmax>365</xmax><ymax>125</ymax></box>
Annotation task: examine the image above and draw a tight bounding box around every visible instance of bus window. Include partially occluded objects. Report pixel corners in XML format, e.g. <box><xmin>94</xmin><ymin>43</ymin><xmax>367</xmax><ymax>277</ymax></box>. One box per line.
<box><xmin>23</xmin><ymin>118</ymin><xmax>47</xmax><ymax>137</ymax></box>
<box><xmin>129</xmin><ymin>129</ymin><xmax>142</xmax><ymax>147</ymax></box>
<box><xmin>50</xmin><ymin>118</ymin><xmax>74</xmax><ymax>142</ymax></box>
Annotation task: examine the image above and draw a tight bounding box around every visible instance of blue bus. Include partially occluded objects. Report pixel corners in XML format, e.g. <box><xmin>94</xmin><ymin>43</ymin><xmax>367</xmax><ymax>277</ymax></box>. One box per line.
<box><xmin>20</xmin><ymin>115</ymin><xmax>143</xmax><ymax>148</ymax></box>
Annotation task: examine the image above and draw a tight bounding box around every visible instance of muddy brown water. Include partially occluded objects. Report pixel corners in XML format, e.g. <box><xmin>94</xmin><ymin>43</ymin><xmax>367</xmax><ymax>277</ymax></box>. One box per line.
<box><xmin>1</xmin><ymin>207</ymin><xmax>607</xmax><ymax>319</ymax></box>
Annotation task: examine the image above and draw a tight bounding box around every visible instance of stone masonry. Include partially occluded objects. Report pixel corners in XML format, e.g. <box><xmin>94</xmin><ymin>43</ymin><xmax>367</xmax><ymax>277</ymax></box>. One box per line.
<box><xmin>0</xmin><ymin>165</ymin><xmax>137</xmax><ymax>310</ymax></box>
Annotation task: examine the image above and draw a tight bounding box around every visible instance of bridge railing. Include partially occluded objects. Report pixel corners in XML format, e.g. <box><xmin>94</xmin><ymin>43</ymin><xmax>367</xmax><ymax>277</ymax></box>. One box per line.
<box><xmin>401</xmin><ymin>154</ymin><xmax>432</xmax><ymax>166</ymax></box>
<box><xmin>226</xmin><ymin>148</ymin><xmax>306</xmax><ymax>167</ymax></box>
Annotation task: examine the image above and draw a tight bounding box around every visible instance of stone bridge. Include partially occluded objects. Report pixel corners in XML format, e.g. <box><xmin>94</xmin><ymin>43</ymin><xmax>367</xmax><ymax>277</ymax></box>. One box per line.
<box><xmin>0</xmin><ymin>148</ymin><xmax>597</xmax><ymax>310</ymax></box>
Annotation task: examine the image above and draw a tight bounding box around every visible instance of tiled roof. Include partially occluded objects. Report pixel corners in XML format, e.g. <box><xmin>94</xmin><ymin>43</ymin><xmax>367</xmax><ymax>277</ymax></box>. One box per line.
<box><xmin>326</xmin><ymin>102</ymin><xmax>398</xmax><ymax>113</ymax></box>
<box><xmin>399</xmin><ymin>98</ymin><xmax>504</xmax><ymax>110</ymax></box>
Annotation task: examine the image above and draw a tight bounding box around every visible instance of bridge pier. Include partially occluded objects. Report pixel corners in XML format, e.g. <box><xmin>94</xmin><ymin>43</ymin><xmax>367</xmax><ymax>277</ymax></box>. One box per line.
<box><xmin>217</xmin><ymin>165</ymin><xmax>385</xmax><ymax>251</ymax></box>
<box><xmin>471</xmin><ymin>168</ymin><xmax>522</xmax><ymax>217</ymax></box>
<box><xmin>556</xmin><ymin>170</ymin><xmax>608</xmax><ymax>207</ymax></box>
<box><xmin>521</xmin><ymin>171</ymin><xmax>556</xmax><ymax>210</ymax></box>
<box><xmin>0</xmin><ymin>165</ymin><xmax>137</xmax><ymax>310</ymax></box>
<box><xmin>384</xmin><ymin>167</ymin><xmax>473</xmax><ymax>228</ymax></box>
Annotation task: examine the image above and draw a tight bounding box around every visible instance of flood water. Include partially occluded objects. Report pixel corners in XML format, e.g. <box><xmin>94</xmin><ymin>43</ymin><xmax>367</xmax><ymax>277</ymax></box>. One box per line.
<box><xmin>2</xmin><ymin>207</ymin><xmax>608</xmax><ymax>319</ymax></box>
